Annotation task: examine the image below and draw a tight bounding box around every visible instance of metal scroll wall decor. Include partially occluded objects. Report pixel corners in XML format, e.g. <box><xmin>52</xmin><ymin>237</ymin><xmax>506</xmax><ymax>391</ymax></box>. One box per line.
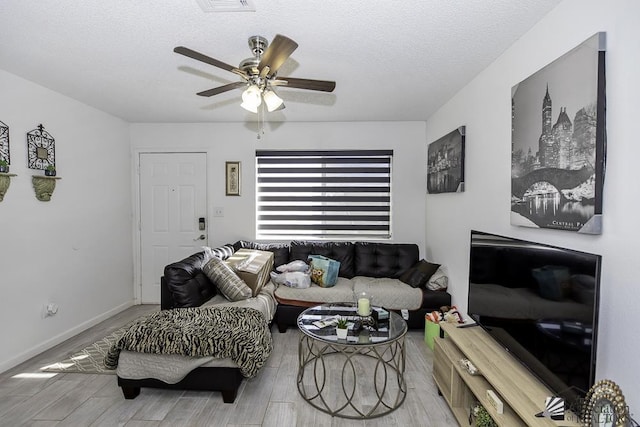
<box><xmin>0</xmin><ymin>120</ymin><xmax>17</xmax><ymax>202</ymax></box>
<box><xmin>27</xmin><ymin>124</ymin><xmax>60</xmax><ymax>201</ymax></box>
<box><xmin>0</xmin><ymin>120</ymin><xmax>10</xmax><ymax>166</ymax></box>
<box><xmin>27</xmin><ymin>123</ymin><xmax>55</xmax><ymax>170</ymax></box>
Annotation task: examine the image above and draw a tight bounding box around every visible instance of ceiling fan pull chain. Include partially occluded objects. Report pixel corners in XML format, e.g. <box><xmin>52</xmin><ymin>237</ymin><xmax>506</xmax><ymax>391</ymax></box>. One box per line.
<box><xmin>257</xmin><ymin>104</ymin><xmax>264</xmax><ymax>140</ymax></box>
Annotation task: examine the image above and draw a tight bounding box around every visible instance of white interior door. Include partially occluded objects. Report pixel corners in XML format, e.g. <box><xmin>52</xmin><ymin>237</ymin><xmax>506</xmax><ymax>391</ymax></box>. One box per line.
<box><xmin>139</xmin><ymin>152</ymin><xmax>208</xmax><ymax>303</ymax></box>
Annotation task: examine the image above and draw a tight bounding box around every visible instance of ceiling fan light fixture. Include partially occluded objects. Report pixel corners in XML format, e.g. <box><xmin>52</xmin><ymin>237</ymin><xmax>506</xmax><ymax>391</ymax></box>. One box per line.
<box><xmin>263</xmin><ymin>89</ymin><xmax>284</xmax><ymax>112</ymax></box>
<box><xmin>240</xmin><ymin>101</ymin><xmax>259</xmax><ymax>113</ymax></box>
<box><xmin>242</xmin><ymin>84</ymin><xmax>261</xmax><ymax>104</ymax></box>
<box><xmin>241</xmin><ymin>84</ymin><xmax>262</xmax><ymax>113</ymax></box>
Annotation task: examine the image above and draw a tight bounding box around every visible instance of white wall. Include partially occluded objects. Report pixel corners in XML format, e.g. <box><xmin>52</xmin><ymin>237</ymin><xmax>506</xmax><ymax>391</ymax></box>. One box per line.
<box><xmin>426</xmin><ymin>0</ymin><xmax>640</xmax><ymax>410</ymax></box>
<box><xmin>130</xmin><ymin>121</ymin><xmax>429</xmax><ymax>252</ymax></box>
<box><xmin>0</xmin><ymin>70</ymin><xmax>133</xmax><ymax>372</ymax></box>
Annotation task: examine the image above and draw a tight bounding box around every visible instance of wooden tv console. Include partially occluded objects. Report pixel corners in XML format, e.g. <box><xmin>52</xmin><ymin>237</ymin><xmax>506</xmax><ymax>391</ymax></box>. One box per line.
<box><xmin>433</xmin><ymin>322</ymin><xmax>580</xmax><ymax>426</ymax></box>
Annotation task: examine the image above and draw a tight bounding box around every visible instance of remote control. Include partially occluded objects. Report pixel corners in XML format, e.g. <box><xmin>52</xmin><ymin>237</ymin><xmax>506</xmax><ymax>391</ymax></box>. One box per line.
<box><xmin>457</xmin><ymin>322</ymin><xmax>479</xmax><ymax>328</ymax></box>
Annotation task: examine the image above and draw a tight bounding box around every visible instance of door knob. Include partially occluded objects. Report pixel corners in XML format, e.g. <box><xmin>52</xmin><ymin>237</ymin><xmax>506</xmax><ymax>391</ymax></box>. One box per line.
<box><xmin>194</xmin><ymin>234</ymin><xmax>206</xmax><ymax>241</ymax></box>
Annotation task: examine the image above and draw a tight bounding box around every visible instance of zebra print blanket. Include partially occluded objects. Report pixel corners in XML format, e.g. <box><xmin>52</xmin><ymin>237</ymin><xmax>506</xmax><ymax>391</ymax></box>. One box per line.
<box><xmin>104</xmin><ymin>306</ymin><xmax>272</xmax><ymax>377</ymax></box>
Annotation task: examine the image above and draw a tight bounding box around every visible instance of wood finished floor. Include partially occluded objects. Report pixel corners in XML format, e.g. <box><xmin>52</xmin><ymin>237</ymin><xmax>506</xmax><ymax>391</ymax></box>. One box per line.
<box><xmin>0</xmin><ymin>305</ymin><xmax>457</xmax><ymax>426</ymax></box>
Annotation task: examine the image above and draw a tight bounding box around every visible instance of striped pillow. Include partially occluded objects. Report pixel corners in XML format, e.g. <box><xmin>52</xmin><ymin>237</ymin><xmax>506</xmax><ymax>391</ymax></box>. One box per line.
<box><xmin>203</xmin><ymin>244</ymin><xmax>235</xmax><ymax>261</ymax></box>
<box><xmin>202</xmin><ymin>256</ymin><xmax>252</xmax><ymax>301</ymax></box>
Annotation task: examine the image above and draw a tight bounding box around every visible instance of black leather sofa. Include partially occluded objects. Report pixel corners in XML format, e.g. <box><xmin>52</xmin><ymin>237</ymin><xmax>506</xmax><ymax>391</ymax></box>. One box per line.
<box><xmin>140</xmin><ymin>240</ymin><xmax>449</xmax><ymax>402</ymax></box>
<box><xmin>251</xmin><ymin>240</ymin><xmax>451</xmax><ymax>331</ymax></box>
<box><xmin>161</xmin><ymin>240</ymin><xmax>451</xmax><ymax>330</ymax></box>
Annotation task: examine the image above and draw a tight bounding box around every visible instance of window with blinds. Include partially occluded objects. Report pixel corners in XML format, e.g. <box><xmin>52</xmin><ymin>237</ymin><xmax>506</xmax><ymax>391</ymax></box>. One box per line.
<box><xmin>256</xmin><ymin>150</ymin><xmax>392</xmax><ymax>240</ymax></box>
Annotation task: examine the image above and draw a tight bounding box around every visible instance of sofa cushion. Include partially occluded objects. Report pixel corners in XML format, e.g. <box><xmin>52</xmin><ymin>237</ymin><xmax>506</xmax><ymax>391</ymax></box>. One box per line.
<box><xmin>400</xmin><ymin>259</ymin><xmax>441</xmax><ymax>288</ymax></box>
<box><xmin>163</xmin><ymin>251</ymin><xmax>216</xmax><ymax>308</ymax></box>
<box><xmin>203</xmin><ymin>256</ymin><xmax>252</xmax><ymax>302</ymax></box>
<box><xmin>351</xmin><ymin>276</ymin><xmax>423</xmax><ymax>310</ymax></box>
<box><xmin>274</xmin><ymin>277</ymin><xmax>355</xmax><ymax>306</ymax></box>
<box><xmin>354</xmin><ymin>242</ymin><xmax>419</xmax><ymax>279</ymax></box>
<box><xmin>233</xmin><ymin>240</ymin><xmax>290</xmax><ymax>270</ymax></box>
<box><xmin>290</xmin><ymin>241</ymin><xmax>355</xmax><ymax>278</ymax></box>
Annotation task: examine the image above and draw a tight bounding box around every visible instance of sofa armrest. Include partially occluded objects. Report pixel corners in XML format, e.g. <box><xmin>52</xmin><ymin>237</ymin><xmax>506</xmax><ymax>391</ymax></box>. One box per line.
<box><xmin>161</xmin><ymin>276</ymin><xmax>174</xmax><ymax>310</ymax></box>
<box><xmin>161</xmin><ymin>251</ymin><xmax>217</xmax><ymax>309</ymax></box>
<box><xmin>421</xmin><ymin>288</ymin><xmax>451</xmax><ymax>310</ymax></box>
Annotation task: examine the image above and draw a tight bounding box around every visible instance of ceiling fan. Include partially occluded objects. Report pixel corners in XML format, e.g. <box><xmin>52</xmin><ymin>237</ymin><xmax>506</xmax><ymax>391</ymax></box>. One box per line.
<box><xmin>174</xmin><ymin>34</ymin><xmax>336</xmax><ymax>113</ymax></box>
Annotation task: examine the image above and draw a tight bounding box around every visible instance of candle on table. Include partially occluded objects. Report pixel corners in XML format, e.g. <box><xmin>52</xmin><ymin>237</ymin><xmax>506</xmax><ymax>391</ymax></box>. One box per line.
<box><xmin>357</xmin><ymin>297</ymin><xmax>370</xmax><ymax>316</ymax></box>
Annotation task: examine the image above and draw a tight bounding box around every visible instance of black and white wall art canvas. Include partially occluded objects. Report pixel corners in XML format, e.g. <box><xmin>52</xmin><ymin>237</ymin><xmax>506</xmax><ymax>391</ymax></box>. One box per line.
<box><xmin>427</xmin><ymin>126</ymin><xmax>465</xmax><ymax>194</ymax></box>
<box><xmin>511</xmin><ymin>32</ymin><xmax>606</xmax><ymax>234</ymax></box>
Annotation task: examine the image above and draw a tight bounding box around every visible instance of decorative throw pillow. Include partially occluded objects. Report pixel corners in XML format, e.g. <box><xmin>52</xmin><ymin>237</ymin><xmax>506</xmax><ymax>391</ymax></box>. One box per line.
<box><xmin>399</xmin><ymin>259</ymin><xmax>441</xmax><ymax>288</ymax></box>
<box><xmin>202</xmin><ymin>244</ymin><xmax>235</xmax><ymax>262</ymax></box>
<box><xmin>426</xmin><ymin>267</ymin><xmax>449</xmax><ymax>291</ymax></box>
<box><xmin>202</xmin><ymin>256</ymin><xmax>252</xmax><ymax>301</ymax></box>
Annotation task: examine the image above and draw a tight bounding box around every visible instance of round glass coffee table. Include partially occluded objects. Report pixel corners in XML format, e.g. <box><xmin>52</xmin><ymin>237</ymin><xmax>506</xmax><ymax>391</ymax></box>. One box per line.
<box><xmin>296</xmin><ymin>303</ymin><xmax>407</xmax><ymax>419</ymax></box>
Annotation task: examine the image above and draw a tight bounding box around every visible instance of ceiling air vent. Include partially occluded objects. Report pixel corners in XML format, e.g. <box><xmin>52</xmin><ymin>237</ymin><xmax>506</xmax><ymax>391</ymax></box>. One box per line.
<box><xmin>196</xmin><ymin>0</ymin><xmax>256</xmax><ymax>12</ymax></box>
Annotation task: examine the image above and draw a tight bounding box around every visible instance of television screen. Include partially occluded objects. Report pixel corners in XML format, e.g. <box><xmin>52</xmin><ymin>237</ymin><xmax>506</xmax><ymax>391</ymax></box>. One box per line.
<box><xmin>467</xmin><ymin>230</ymin><xmax>601</xmax><ymax>407</ymax></box>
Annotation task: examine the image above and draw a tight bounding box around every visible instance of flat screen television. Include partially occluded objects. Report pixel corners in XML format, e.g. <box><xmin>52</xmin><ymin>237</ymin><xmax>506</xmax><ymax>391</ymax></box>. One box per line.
<box><xmin>467</xmin><ymin>230</ymin><xmax>601</xmax><ymax>407</ymax></box>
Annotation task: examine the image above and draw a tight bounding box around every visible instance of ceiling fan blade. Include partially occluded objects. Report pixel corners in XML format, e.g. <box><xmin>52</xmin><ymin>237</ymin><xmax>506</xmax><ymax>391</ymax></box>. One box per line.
<box><xmin>197</xmin><ymin>81</ymin><xmax>246</xmax><ymax>97</ymax></box>
<box><xmin>279</xmin><ymin>77</ymin><xmax>336</xmax><ymax>92</ymax></box>
<box><xmin>258</xmin><ymin>35</ymin><xmax>298</xmax><ymax>75</ymax></box>
<box><xmin>174</xmin><ymin>46</ymin><xmax>240</xmax><ymax>74</ymax></box>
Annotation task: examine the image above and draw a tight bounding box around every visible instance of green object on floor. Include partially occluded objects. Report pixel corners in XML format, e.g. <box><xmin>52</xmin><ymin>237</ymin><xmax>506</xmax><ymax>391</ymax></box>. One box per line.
<box><xmin>425</xmin><ymin>320</ymin><xmax>440</xmax><ymax>351</ymax></box>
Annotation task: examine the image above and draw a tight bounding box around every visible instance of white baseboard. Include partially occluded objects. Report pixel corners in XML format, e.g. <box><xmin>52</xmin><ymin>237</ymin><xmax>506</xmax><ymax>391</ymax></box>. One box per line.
<box><xmin>0</xmin><ymin>301</ymin><xmax>134</xmax><ymax>374</ymax></box>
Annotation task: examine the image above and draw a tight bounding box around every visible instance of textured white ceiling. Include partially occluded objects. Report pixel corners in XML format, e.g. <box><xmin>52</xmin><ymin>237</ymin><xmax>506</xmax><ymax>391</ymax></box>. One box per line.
<box><xmin>0</xmin><ymin>0</ymin><xmax>561</xmax><ymax>123</ymax></box>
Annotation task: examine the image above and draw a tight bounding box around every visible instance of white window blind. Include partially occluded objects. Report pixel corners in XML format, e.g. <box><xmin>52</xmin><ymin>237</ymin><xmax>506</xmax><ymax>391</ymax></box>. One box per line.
<box><xmin>256</xmin><ymin>150</ymin><xmax>392</xmax><ymax>239</ymax></box>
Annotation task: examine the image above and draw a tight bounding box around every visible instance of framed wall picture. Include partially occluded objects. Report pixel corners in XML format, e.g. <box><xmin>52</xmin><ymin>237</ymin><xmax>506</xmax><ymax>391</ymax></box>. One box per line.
<box><xmin>225</xmin><ymin>161</ymin><xmax>241</xmax><ymax>196</ymax></box>
<box><xmin>427</xmin><ymin>126</ymin><xmax>465</xmax><ymax>194</ymax></box>
<box><xmin>511</xmin><ymin>32</ymin><xmax>606</xmax><ymax>234</ymax></box>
